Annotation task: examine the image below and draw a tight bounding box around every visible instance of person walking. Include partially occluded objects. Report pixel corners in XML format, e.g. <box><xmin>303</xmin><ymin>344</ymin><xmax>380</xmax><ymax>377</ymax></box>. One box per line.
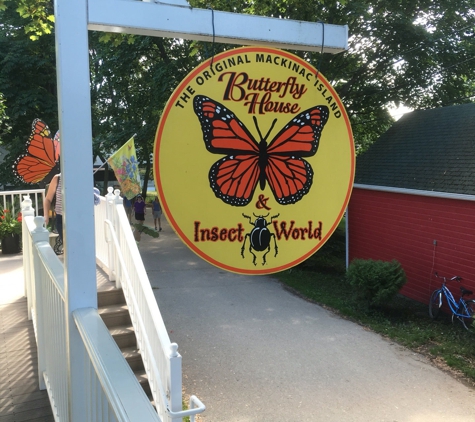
<box><xmin>133</xmin><ymin>194</ymin><xmax>146</xmax><ymax>241</ymax></box>
<box><xmin>123</xmin><ymin>196</ymin><xmax>133</xmax><ymax>223</ymax></box>
<box><xmin>134</xmin><ymin>194</ymin><xmax>146</xmax><ymax>223</ymax></box>
<box><xmin>152</xmin><ymin>196</ymin><xmax>162</xmax><ymax>231</ymax></box>
<box><xmin>44</xmin><ymin>173</ymin><xmax>63</xmax><ymax>254</ymax></box>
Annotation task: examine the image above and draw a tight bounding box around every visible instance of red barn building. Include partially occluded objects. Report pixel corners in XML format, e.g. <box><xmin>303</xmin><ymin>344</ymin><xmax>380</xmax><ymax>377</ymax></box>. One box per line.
<box><xmin>348</xmin><ymin>103</ymin><xmax>475</xmax><ymax>304</ymax></box>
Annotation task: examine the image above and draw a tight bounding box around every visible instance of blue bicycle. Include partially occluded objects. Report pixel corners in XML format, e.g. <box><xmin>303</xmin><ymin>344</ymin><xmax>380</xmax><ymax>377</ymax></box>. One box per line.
<box><xmin>429</xmin><ymin>272</ymin><xmax>475</xmax><ymax>332</ymax></box>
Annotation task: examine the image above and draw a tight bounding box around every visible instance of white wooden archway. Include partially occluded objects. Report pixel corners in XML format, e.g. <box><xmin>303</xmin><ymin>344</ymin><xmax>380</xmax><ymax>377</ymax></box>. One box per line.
<box><xmin>53</xmin><ymin>1</ymin><xmax>348</xmax><ymax>419</ymax></box>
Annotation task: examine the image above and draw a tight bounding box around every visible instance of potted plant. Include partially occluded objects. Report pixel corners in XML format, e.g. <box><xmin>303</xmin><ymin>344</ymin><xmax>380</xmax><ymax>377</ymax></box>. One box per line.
<box><xmin>0</xmin><ymin>208</ymin><xmax>22</xmax><ymax>254</ymax></box>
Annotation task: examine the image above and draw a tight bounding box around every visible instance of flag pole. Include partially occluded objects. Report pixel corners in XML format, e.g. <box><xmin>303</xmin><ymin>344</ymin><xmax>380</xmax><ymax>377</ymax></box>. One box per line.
<box><xmin>92</xmin><ymin>160</ymin><xmax>107</xmax><ymax>175</ymax></box>
<box><xmin>93</xmin><ymin>133</ymin><xmax>137</xmax><ymax>175</ymax></box>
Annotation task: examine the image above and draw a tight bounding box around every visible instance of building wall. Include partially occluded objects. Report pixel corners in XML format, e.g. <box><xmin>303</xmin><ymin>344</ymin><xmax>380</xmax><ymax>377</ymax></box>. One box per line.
<box><xmin>348</xmin><ymin>187</ymin><xmax>475</xmax><ymax>304</ymax></box>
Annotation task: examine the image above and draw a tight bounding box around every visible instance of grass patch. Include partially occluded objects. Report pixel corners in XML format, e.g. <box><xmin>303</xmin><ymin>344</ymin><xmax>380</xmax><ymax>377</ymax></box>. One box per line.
<box><xmin>145</xmin><ymin>191</ymin><xmax>157</xmax><ymax>204</ymax></box>
<box><xmin>274</xmin><ymin>223</ymin><xmax>475</xmax><ymax>386</ymax></box>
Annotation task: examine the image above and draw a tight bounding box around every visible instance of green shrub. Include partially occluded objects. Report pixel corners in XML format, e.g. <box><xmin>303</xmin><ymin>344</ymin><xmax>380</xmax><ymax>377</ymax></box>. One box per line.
<box><xmin>297</xmin><ymin>220</ymin><xmax>346</xmax><ymax>274</ymax></box>
<box><xmin>346</xmin><ymin>259</ymin><xmax>407</xmax><ymax>307</ymax></box>
<box><xmin>145</xmin><ymin>192</ymin><xmax>156</xmax><ymax>204</ymax></box>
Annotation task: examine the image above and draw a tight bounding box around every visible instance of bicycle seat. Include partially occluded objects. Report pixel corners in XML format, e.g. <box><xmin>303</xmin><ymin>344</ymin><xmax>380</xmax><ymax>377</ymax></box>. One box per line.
<box><xmin>460</xmin><ymin>287</ymin><xmax>473</xmax><ymax>297</ymax></box>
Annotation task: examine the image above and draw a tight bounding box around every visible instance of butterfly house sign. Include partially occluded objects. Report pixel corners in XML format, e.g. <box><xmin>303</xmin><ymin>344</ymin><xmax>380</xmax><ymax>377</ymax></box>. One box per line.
<box><xmin>154</xmin><ymin>47</ymin><xmax>354</xmax><ymax>275</ymax></box>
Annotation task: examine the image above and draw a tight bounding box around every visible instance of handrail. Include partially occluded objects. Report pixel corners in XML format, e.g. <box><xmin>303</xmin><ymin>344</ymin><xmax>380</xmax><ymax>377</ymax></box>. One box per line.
<box><xmin>73</xmin><ymin>308</ymin><xmax>161</xmax><ymax>422</ymax></box>
<box><xmin>24</xmin><ymin>214</ymin><xmax>68</xmax><ymax>418</ymax></box>
<box><xmin>103</xmin><ymin>218</ymin><xmax>206</xmax><ymax>419</ymax></box>
<box><xmin>94</xmin><ymin>196</ymin><xmax>110</xmax><ymax>273</ymax></box>
<box><xmin>1</xmin><ymin>188</ymin><xmax>45</xmax><ymax>195</ymax></box>
<box><xmin>168</xmin><ymin>396</ymin><xmax>206</xmax><ymax>418</ymax></box>
<box><xmin>20</xmin><ymin>195</ymin><xmax>164</xmax><ymax>422</ymax></box>
<box><xmin>35</xmin><ymin>240</ymin><xmax>65</xmax><ymax>301</ymax></box>
<box><xmin>1</xmin><ymin>188</ymin><xmax>45</xmax><ymax>217</ymax></box>
<box><xmin>20</xmin><ymin>188</ymin><xmax>206</xmax><ymax>421</ymax></box>
<box><xmin>103</xmin><ymin>219</ymin><xmax>169</xmax><ymax>408</ymax></box>
<box><xmin>102</xmin><ymin>212</ymin><xmax>171</xmax><ymax>349</ymax></box>
<box><xmin>102</xmin><ymin>189</ymin><xmax>182</xmax><ymax>420</ymax></box>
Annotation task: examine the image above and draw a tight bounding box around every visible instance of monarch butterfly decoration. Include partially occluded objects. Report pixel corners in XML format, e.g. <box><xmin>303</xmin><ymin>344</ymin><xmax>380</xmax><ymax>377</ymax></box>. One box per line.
<box><xmin>193</xmin><ymin>95</ymin><xmax>329</xmax><ymax>207</ymax></box>
<box><xmin>13</xmin><ymin>119</ymin><xmax>60</xmax><ymax>185</ymax></box>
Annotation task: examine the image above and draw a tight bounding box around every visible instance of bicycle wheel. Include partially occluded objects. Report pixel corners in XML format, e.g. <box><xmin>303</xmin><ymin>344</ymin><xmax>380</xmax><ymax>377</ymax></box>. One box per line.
<box><xmin>459</xmin><ymin>300</ymin><xmax>475</xmax><ymax>332</ymax></box>
<box><xmin>429</xmin><ymin>290</ymin><xmax>443</xmax><ymax>319</ymax></box>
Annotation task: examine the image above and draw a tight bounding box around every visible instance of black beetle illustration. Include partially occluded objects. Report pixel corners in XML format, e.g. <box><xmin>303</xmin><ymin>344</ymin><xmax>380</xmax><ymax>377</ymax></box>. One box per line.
<box><xmin>241</xmin><ymin>213</ymin><xmax>280</xmax><ymax>265</ymax></box>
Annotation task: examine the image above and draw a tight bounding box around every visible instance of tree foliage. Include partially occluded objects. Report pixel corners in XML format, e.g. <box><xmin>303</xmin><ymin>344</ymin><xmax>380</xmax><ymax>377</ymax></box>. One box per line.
<box><xmin>0</xmin><ymin>0</ymin><xmax>55</xmax><ymax>40</ymax></box>
<box><xmin>89</xmin><ymin>33</ymin><xmax>200</xmax><ymax>195</ymax></box>
<box><xmin>0</xmin><ymin>0</ymin><xmax>474</xmax><ymax>189</ymax></box>
<box><xmin>189</xmin><ymin>0</ymin><xmax>475</xmax><ymax>152</ymax></box>
<box><xmin>0</xmin><ymin>2</ymin><xmax>57</xmax><ymax>187</ymax></box>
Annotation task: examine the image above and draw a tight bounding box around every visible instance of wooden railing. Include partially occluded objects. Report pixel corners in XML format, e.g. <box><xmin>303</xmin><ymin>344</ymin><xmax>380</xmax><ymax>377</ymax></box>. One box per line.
<box><xmin>73</xmin><ymin>308</ymin><xmax>161</xmax><ymax>421</ymax></box>
<box><xmin>96</xmin><ymin>188</ymin><xmax>205</xmax><ymax>422</ymax></box>
<box><xmin>20</xmin><ymin>193</ymin><xmax>162</xmax><ymax>422</ymax></box>
<box><xmin>0</xmin><ymin>188</ymin><xmax>45</xmax><ymax>217</ymax></box>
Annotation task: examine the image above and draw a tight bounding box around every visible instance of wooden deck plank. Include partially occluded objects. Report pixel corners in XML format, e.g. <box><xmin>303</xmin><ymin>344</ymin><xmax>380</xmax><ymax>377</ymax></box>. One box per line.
<box><xmin>0</xmin><ymin>398</ymin><xmax>14</xmax><ymax>416</ymax></box>
<box><xmin>0</xmin><ymin>261</ymin><xmax>117</xmax><ymax>422</ymax></box>
<box><xmin>0</xmin><ymin>305</ymin><xmax>53</xmax><ymax>421</ymax></box>
<box><xmin>0</xmin><ymin>406</ymin><xmax>55</xmax><ymax>422</ymax></box>
<box><xmin>0</xmin><ymin>284</ymin><xmax>53</xmax><ymax>422</ymax></box>
<box><xmin>9</xmin><ymin>391</ymin><xmax>51</xmax><ymax>406</ymax></box>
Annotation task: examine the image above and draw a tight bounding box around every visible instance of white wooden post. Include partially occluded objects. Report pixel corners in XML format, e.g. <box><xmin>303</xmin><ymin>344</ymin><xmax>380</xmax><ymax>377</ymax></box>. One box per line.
<box><xmin>54</xmin><ymin>0</ymin><xmax>98</xmax><ymax>420</ymax></box>
<box><xmin>112</xmin><ymin>189</ymin><xmax>124</xmax><ymax>289</ymax></box>
<box><xmin>113</xmin><ymin>189</ymin><xmax>123</xmax><ymax>226</ymax></box>
<box><xmin>30</xmin><ymin>216</ymin><xmax>50</xmax><ymax>391</ymax></box>
<box><xmin>105</xmin><ymin>187</ymin><xmax>117</xmax><ymax>282</ymax></box>
<box><xmin>345</xmin><ymin>207</ymin><xmax>350</xmax><ymax>269</ymax></box>
<box><xmin>169</xmin><ymin>343</ymin><xmax>183</xmax><ymax>422</ymax></box>
<box><xmin>21</xmin><ymin>195</ymin><xmax>35</xmax><ymax>318</ymax></box>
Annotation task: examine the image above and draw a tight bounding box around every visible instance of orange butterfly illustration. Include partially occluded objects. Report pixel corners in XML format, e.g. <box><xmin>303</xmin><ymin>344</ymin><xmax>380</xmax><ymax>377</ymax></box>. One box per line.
<box><xmin>14</xmin><ymin>119</ymin><xmax>60</xmax><ymax>184</ymax></box>
<box><xmin>193</xmin><ymin>95</ymin><xmax>329</xmax><ymax>206</ymax></box>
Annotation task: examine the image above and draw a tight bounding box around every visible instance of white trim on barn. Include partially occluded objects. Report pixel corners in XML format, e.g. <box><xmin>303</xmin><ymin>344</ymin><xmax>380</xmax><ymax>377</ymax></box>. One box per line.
<box><xmin>354</xmin><ymin>183</ymin><xmax>475</xmax><ymax>203</ymax></box>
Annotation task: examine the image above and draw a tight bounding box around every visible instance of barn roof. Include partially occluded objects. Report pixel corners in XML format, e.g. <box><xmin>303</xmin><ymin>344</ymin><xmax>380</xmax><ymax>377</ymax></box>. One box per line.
<box><xmin>354</xmin><ymin>103</ymin><xmax>475</xmax><ymax>195</ymax></box>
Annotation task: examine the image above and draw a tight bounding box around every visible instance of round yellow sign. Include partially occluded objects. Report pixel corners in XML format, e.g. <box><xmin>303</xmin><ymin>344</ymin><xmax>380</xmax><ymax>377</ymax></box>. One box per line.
<box><xmin>154</xmin><ymin>46</ymin><xmax>354</xmax><ymax>275</ymax></box>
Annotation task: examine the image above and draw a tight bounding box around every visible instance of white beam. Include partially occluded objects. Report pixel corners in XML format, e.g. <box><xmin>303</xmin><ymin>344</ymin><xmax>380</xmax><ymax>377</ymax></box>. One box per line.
<box><xmin>88</xmin><ymin>0</ymin><xmax>348</xmax><ymax>54</ymax></box>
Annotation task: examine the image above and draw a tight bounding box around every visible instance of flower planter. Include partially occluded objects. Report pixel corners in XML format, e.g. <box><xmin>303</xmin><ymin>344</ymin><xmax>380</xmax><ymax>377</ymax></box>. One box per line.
<box><xmin>1</xmin><ymin>233</ymin><xmax>21</xmax><ymax>254</ymax></box>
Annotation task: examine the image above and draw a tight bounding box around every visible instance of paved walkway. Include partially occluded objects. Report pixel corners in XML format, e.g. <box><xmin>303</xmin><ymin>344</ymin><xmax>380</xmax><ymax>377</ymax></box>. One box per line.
<box><xmin>137</xmin><ymin>215</ymin><xmax>475</xmax><ymax>422</ymax></box>
<box><xmin>0</xmin><ymin>253</ymin><xmax>54</xmax><ymax>422</ymax></box>
<box><xmin>2</xmin><ymin>215</ymin><xmax>475</xmax><ymax>422</ymax></box>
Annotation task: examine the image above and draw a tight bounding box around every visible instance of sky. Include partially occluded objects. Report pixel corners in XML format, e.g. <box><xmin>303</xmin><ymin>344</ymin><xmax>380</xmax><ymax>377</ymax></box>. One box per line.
<box><xmin>389</xmin><ymin>104</ymin><xmax>413</xmax><ymax>121</ymax></box>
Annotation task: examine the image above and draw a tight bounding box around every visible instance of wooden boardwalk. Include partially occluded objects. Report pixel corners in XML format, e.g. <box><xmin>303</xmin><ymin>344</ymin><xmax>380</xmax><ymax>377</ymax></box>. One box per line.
<box><xmin>0</xmin><ymin>296</ymin><xmax>54</xmax><ymax>422</ymax></box>
<box><xmin>0</xmin><ymin>253</ymin><xmax>54</xmax><ymax>422</ymax></box>
<box><xmin>0</xmin><ymin>253</ymin><xmax>115</xmax><ymax>422</ymax></box>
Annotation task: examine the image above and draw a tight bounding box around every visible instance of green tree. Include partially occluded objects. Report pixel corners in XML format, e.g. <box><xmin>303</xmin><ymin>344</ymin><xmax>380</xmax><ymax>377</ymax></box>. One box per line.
<box><xmin>1</xmin><ymin>0</ymin><xmax>55</xmax><ymax>40</ymax></box>
<box><xmin>0</xmin><ymin>93</ymin><xmax>6</xmax><ymax>130</ymax></box>
<box><xmin>0</xmin><ymin>2</ymin><xmax>199</xmax><ymax>194</ymax></box>
<box><xmin>189</xmin><ymin>0</ymin><xmax>475</xmax><ymax>152</ymax></box>
<box><xmin>89</xmin><ymin>33</ymin><xmax>200</xmax><ymax>196</ymax></box>
<box><xmin>1</xmin><ymin>0</ymin><xmax>474</xmax><ymax>190</ymax></box>
<box><xmin>0</xmin><ymin>1</ymin><xmax>57</xmax><ymax>187</ymax></box>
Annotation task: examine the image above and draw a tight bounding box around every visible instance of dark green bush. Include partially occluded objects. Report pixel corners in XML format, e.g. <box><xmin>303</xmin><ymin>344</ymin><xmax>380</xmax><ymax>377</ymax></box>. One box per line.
<box><xmin>346</xmin><ymin>259</ymin><xmax>407</xmax><ymax>307</ymax></box>
<box><xmin>297</xmin><ymin>220</ymin><xmax>346</xmax><ymax>274</ymax></box>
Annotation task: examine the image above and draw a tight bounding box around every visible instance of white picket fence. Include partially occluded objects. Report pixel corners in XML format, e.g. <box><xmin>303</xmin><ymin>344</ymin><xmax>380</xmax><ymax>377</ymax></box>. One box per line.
<box><xmin>16</xmin><ymin>188</ymin><xmax>205</xmax><ymax>422</ymax></box>
<box><xmin>95</xmin><ymin>188</ymin><xmax>205</xmax><ymax>422</ymax></box>
<box><xmin>0</xmin><ymin>188</ymin><xmax>44</xmax><ymax>217</ymax></box>
<box><xmin>21</xmin><ymin>193</ymin><xmax>160</xmax><ymax>421</ymax></box>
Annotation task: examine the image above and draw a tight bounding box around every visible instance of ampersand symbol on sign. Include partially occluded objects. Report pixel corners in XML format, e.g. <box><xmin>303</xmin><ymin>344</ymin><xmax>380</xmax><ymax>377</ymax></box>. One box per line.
<box><xmin>255</xmin><ymin>194</ymin><xmax>271</xmax><ymax>210</ymax></box>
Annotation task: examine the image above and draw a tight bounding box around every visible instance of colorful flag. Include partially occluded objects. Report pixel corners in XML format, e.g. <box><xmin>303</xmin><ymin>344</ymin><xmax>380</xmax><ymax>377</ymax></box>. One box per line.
<box><xmin>107</xmin><ymin>137</ymin><xmax>141</xmax><ymax>199</ymax></box>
